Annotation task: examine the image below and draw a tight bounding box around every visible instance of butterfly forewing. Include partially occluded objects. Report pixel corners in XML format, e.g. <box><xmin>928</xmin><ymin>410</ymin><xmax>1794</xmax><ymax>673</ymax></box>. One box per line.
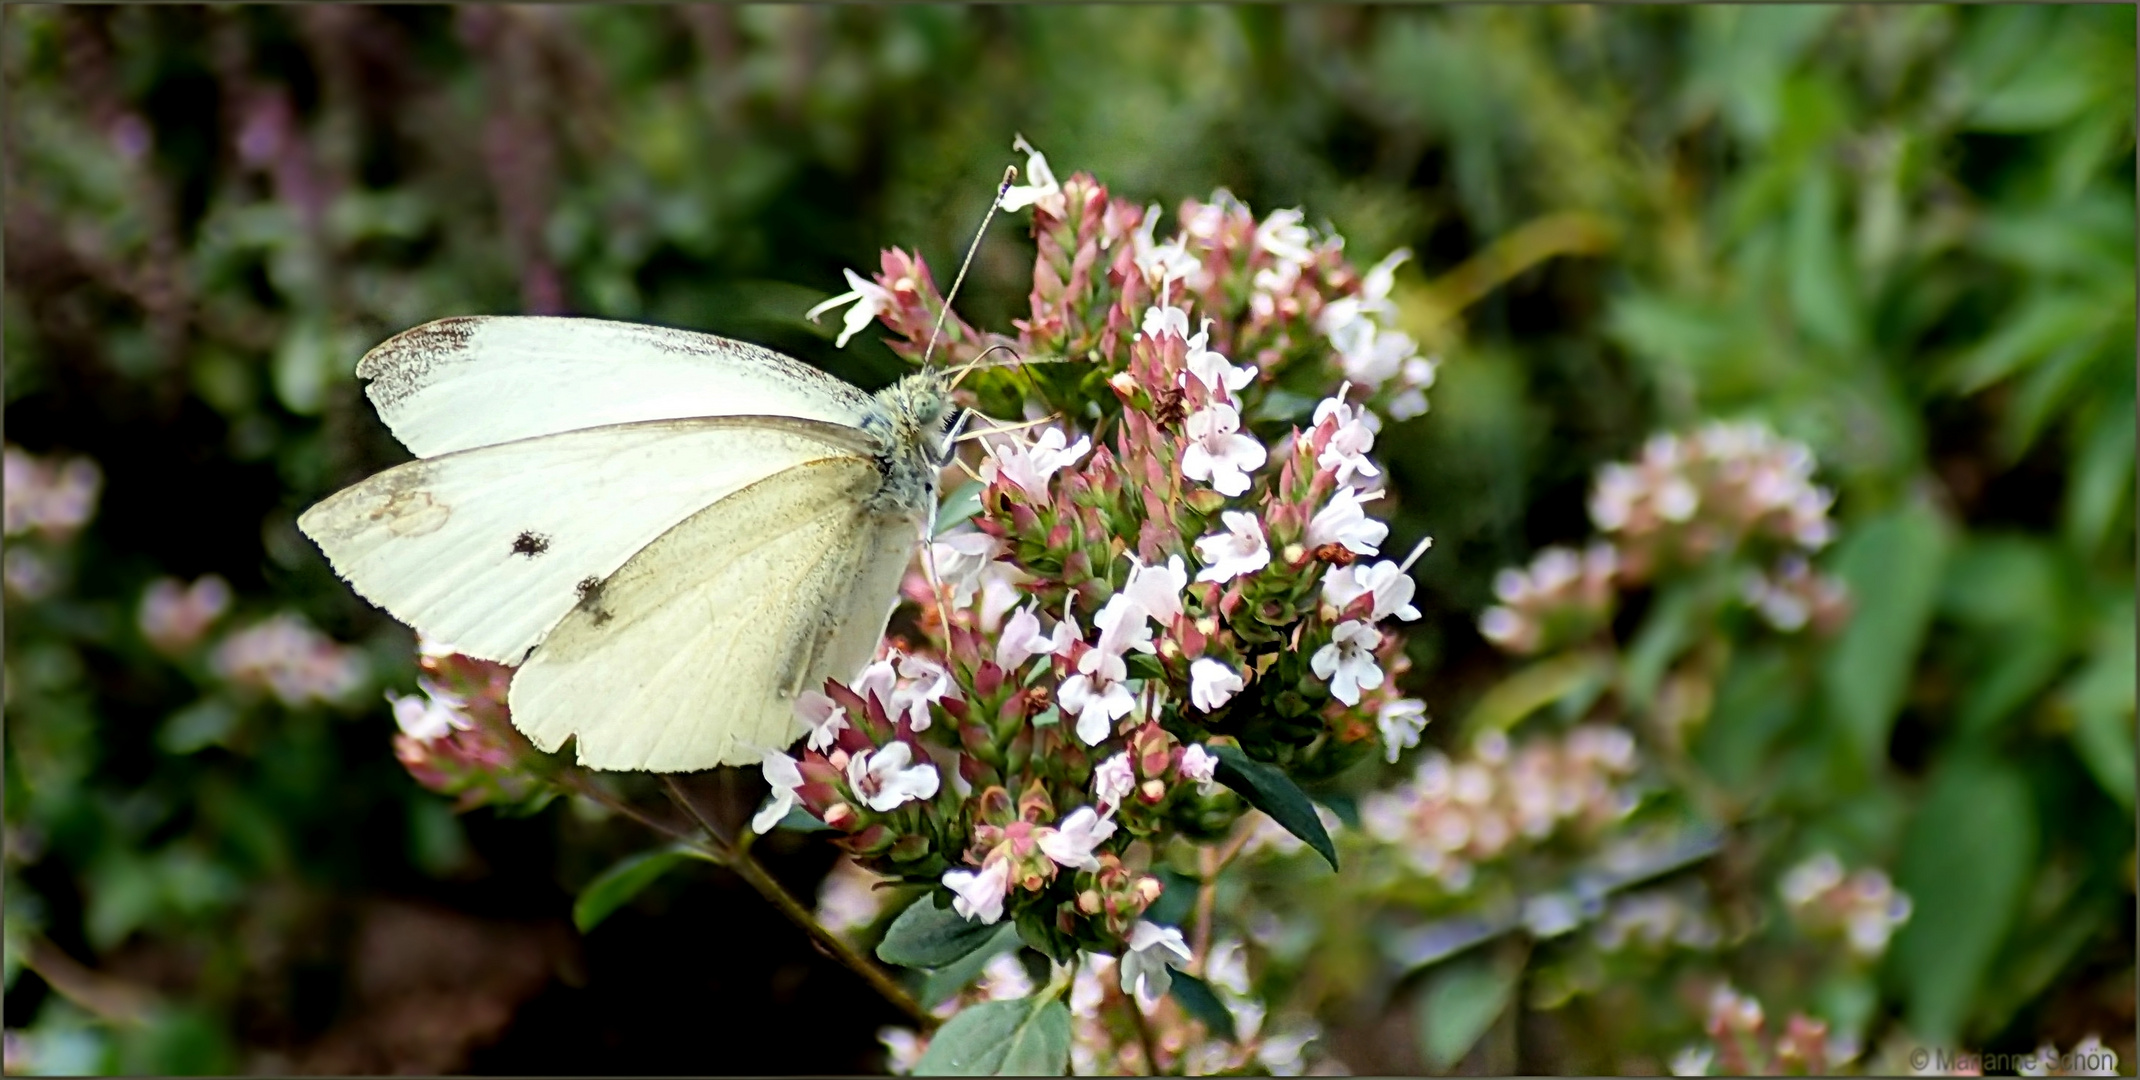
<box><xmin>359</xmin><ymin>316</ymin><xmax>882</xmax><ymax>458</ymax></box>
<box><xmin>297</xmin><ymin>416</ymin><xmax>879</xmax><ymax>665</ymax></box>
<box><xmin>508</xmin><ymin>457</ymin><xmax>926</xmax><ymax>771</ymax></box>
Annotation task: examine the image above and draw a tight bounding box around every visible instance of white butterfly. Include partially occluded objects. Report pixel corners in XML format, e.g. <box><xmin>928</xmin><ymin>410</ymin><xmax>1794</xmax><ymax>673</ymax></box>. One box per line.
<box><xmin>298</xmin><ymin>315</ymin><xmax>962</xmax><ymax>771</ymax></box>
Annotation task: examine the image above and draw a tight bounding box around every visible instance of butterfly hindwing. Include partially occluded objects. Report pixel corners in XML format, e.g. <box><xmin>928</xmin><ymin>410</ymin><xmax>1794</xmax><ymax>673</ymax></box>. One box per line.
<box><xmin>508</xmin><ymin>457</ymin><xmax>925</xmax><ymax>771</ymax></box>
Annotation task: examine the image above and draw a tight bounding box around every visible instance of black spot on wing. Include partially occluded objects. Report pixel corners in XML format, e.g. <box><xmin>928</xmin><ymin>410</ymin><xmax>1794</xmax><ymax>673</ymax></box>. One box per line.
<box><xmin>511</xmin><ymin>530</ymin><xmax>551</xmax><ymax>557</ymax></box>
<box><xmin>576</xmin><ymin>574</ymin><xmax>613</xmax><ymax>626</ymax></box>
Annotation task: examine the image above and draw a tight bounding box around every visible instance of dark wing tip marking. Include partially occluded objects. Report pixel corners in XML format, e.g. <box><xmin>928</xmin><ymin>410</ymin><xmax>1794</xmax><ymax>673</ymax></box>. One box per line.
<box><xmin>357</xmin><ymin>316</ymin><xmax>486</xmax><ymax>410</ymax></box>
<box><xmin>511</xmin><ymin>530</ymin><xmax>552</xmax><ymax>557</ymax></box>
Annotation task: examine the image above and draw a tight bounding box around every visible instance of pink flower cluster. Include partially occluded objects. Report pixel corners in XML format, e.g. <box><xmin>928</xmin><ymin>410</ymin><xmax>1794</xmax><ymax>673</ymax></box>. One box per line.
<box><xmin>137</xmin><ymin>574</ymin><xmax>234</xmax><ymax>655</ymax></box>
<box><xmin>209</xmin><ymin>613</ymin><xmax>369</xmax><ymax>707</ymax></box>
<box><xmin>780</xmin><ymin>139</ymin><xmax>1443</xmax><ymax>960</ymax></box>
<box><xmin>1480</xmin><ymin>420</ymin><xmax>1848</xmax><ymax>653</ymax></box>
<box><xmin>1776</xmin><ymin>852</ymin><xmax>1913</xmax><ymax>960</ymax></box>
<box><xmin>1359</xmin><ymin>726</ymin><xmax>1639</xmax><ymax>892</ymax></box>
<box><xmin>3</xmin><ymin>445</ymin><xmax>102</xmax><ymax>540</ymax></box>
<box><xmin>390</xmin><ymin>648</ymin><xmax>552</xmax><ymax>812</ymax></box>
<box><xmin>1670</xmin><ymin>984</ymin><xmax>1838</xmax><ymax>1077</ymax></box>
<box><xmin>1590</xmin><ymin>422</ymin><xmax>1836</xmax><ymax>581</ymax></box>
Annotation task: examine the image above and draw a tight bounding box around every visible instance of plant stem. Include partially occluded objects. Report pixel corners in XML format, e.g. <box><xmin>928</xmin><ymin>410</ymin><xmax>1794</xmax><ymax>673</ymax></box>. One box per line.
<box><xmin>656</xmin><ymin>777</ymin><xmax>937</xmax><ymax>1032</ymax></box>
<box><xmin>1191</xmin><ymin>815</ymin><xmax>1260</xmax><ymax>968</ymax></box>
<box><xmin>1127</xmin><ymin>993</ymin><xmax>1166</xmax><ymax>1076</ymax></box>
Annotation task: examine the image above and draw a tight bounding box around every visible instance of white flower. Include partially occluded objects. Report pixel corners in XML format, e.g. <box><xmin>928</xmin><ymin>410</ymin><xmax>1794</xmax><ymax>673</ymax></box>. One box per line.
<box><xmin>996</xmin><ymin>603</ymin><xmax>1077</xmax><ymax>672</ymax></box>
<box><xmin>1182</xmin><ymin>320</ymin><xmax>1254</xmax><ymax>398</ymax></box>
<box><xmin>1119</xmin><ymin>921</ymin><xmax>1194</xmax><ymax>1007</ymax></box>
<box><xmin>1189</xmin><ymin>658</ymin><xmax>1243</xmax><ymax>712</ymax></box>
<box><xmin>1121</xmin><ymin>554</ymin><xmax>1189</xmax><ymax>626</ymax></box>
<box><xmin>387</xmin><ymin>679</ymin><xmax>471</xmax><ymax>743</ymax></box>
<box><xmin>1091</xmin><ymin>593</ymin><xmax>1157</xmax><ymax>659</ymax></box>
<box><xmin>1194</xmin><ymin>511</ymin><xmax>1271</xmax><ymax>583</ymax></box>
<box><xmin>803</xmin><ymin>268</ymin><xmax>894</xmax><ymax>349</ymax></box>
<box><xmin>752</xmin><ymin>751</ymin><xmax>806</xmax><ymax>834</ymax></box>
<box><xmin>997</xmin><ymin>133</ymin><xmax>1063</xmax><ymax>217</ymax></box>
<box><xmin>1320</xmin><ymin>556</ymin><xmax>1422</xmax><ymax>622</ymax></box>
<box><xmin>1141</xmin><ymin>302</ymin><xmax>1191</xmax><ymax>341</ymax></box>
<box><xmin>893</xmin><ymin>654</ymin><xmax>958</xmax><ymax>732</ymax></box>
<box><xmin>1059</xmin><ymin>648</ymin><xmax>1134</xmax><ymax>746</ymax></box>
<box><xmin>795</xmin><ymin>690</ymin><xmax>851</xmax><ymax>753</ymax></box>
<box><xmin>1361</xmin><ymin>247</ymin><xmax>1411</xmax><ymax>310</ymax></box>
<box><xmin>979</xmin><ymin>951</ymin><xmax>1035</xmax><ymax>1002</ymax></box>
<box><xmin>1180</xmin><ymin>403</ymin><xmax>1267</xmax><ymax>498</ymax></box>
<box><xmin>1143</xmin><ymin>239</ymin><xmax>1201</xmax><ymax>292</ymax></box>
<box><xmin>944</xmin><ymin>859</ymin><xmax>1011</xmax><ymax>924</ymax></box>
<box><xmin>1377</xmin><ymin>698</ymin><xmax>1429</xmax><ymax>763</ymax></box>
<box><xmin>1255</xmin><ymin>207</ymin><xmax>1315</xmax><ymax>264</ymax></box>
<box><xmin>1179</xmin><ymin>744</ymin><xmax>1220</xmax><ymax>793</ymax></box>
<box><xmin>1037</xmin><ymin>806</ymin><xmax>1117</xmax><ymax>871</ymax></box>
<box><xmin>980</xmin><ymin>427</ymin><xmax>1092</xmax><ymax>501</ymax></box>
<box><xmin>852</xmin><ymin>658</ymin><xmax>899</xmax><ymax>713</ymax></box>
<box><xmin>846</xmin><ymin>742</ymin><xmax>940</xmax><ymax>812</ymax></box>
<box><xmin>1313</xmin><ymin>390</ymin><xmax>1381</xmax><ymax>486</ymax></box>
<box><xmin>1345</xmin><ymin>324</ymin><xmax>1422</xmax><ymax>387</ymax></box>
<box><xmin>1306</xmin><ymin>485</ymin><xmax>1388</xmax><ymax>556</ymax></box>
<box><xmin>1311</xmin><ymin>620</ymin><xmax>1384</xmax><ymax>705</ymax></box>
<box><xmin>927</xmin><ymin>531</ymin><xmax>1001</xmax><ymax>609</ymax></box>
<box><xmin>1093</xmin><ymin>752</ymin><xmax>1136</xmax><ymax>810</ymax></box>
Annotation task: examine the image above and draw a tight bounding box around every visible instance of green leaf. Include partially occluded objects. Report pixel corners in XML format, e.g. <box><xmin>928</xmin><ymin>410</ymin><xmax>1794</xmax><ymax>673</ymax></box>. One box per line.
<box><xmin>1168</xmin><ymin>971</ymin><xmax>1237</xmax><ymax>1042</ymax></box>
<box><xmin>913</xmin><ymin>995</ymin><xmax>1072</xmax><ymax>1076</ymax></box>
<box><xmin>934</xmin><ymin>480</ymin><xmax>985</xmax><ymax>537</ymax></box>
<box><xmin>878</xmin><ymin>894</ymin><xmax>1005</xmax><ymax>969</ymax></box>
<box><xmin>920</xmin><ymin>925</ymin><xmax>1023</xmax><ymax>1007</ymax></box>
<box><xmin>1623</xmin><ymin>584</ymin><xmax>1700</xmax><ymax>713</ymax></box>
<box><xmin>773</xmin><ymin>805</ymin><xmax>831</xmax><ymax>832</ymax></box>
<box><xmin>2064</xmin><ymin>403</ymin><xmax>2136</xmax><ymax>558</ymax></box>
<box><xmin>1890</xmin><ymin>754</ymin><xmax>2037</xmax><ymax>1044</ymax></box>
<box><xmin>1787</xmin><ymin>164</ymin><xmax>1861</xmax><ymax>352</ymax></box>
<box><xmin>1416</xmin><ymin>952</ymin><xmax>1518</xmax><ymax>1071</ymax></box>
<box><xmin>1207</xmin><ymin>744</ymin><xmax>1338</xmax><ymax>870</ymax></box>
<box><xmin>573</xmin><ymin>846</ymin><xmax>701</xmax><ymax>933</ymax></box>
<box><xmin>2063</xmin><ymin>603</ymin><xmax>2136</xmax><ymax>810</ymax></box>
<box><xmin>1821</xmin><ymin>504</ymin><xmax>1949</xmax><ymax>772</ymax></box>
<box><xmin>1460</xmin><ymin>650</ymin><xmax>1612</xmax><ymax>740</ymax></box>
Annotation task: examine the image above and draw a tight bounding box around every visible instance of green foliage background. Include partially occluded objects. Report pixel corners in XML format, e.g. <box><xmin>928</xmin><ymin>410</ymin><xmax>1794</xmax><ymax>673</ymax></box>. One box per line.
<box><xmin>4</xmin><ymin>5</ymin><xmax>2132</xmax><ymax>1074</ymax></box>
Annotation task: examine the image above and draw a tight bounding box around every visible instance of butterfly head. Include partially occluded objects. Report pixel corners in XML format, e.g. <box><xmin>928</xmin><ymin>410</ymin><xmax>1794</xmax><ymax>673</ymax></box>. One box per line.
<box><xmin>867</xmin><ymin>371</ymin><xmax>967</xmax><ymax>518</ymax></box>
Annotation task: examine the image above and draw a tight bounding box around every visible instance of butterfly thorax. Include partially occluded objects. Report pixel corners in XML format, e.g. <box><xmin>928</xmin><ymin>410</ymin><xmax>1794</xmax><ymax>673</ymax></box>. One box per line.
<box><xmin>864</xmin><ymin>371</ymin><xmax>959</xmax><ymax>518</ymax></box>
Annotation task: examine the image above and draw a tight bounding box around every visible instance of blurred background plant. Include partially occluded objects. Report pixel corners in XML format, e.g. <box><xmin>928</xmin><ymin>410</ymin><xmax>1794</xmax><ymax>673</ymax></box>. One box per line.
<box><xmin>3</xmin><ymin>4</ymin><xmax>2131</xmax><ymax>1075</ymax></box>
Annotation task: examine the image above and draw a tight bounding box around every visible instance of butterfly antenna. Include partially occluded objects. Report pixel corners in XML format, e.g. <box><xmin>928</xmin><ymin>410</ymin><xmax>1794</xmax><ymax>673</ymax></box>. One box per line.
<box><xmin>949</xmin><ymin>343</ymin><xmax>1023</xmax><ymax>390</ymax></box>
<box><xmin>923</xmin><ymin>164</ymin><xmax>1019</xmax><ymax>371</ymax></box>
<box><xmin>955</xmin><ymin>413</ymin><xmax>1064</xmax><ymax>444</ymax></box>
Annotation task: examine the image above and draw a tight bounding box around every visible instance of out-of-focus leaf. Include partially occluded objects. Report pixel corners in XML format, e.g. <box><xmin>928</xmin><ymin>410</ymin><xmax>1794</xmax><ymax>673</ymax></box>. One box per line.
<box><xmin>1891</xmin><ymin>754</ymin><xmax>2037</xmax><ymax>1044</ymax></box>
<box><xmin>573</xmin><ymin>845</ymin><xmax>703</xmax><ymax>933</ymax></box>
<box><xmin>919</xmin><ymin>926</ymin><xmax>1023</xmax><ymax>1008</ymax></box>
<box><xmin>2063</xmin><ymin>402</ymin><xmax>2136</xmax><ymax>557</ymax></box>
<box><xmin>878</xmin><ymin>893</ymin><xmax>1005</xmax><ymax>969</ymax></box>
<box><xmin>1788</xmin><ymin>164</ymin><xmax>1861</xmax><ymax>352</ymax></box>
<box><xmin>1416</xmin><ymin>951</ymin><xmax>1518</xmax><ymax>1071</ymax></box>
<box><xmin>1623</xmin><ymin>584</ymin><xmax>1699</xmax><ymax>712</ymax></box>
<box><xmin>2062</xmin><ymin>602</ymin><xmax>2136</xmax><ymax>809</ymax></box>
<box><xmin>1208</xmin><ymin>743</ymin><xmax>1337</xmax><ymax>871</ymax></box>
<box><xmin>912</xmin><ymin>995</ymin><xmax>1072</xmax><ymax>1076</ymax></box>
<box><xmin>156</xmin><ymin>699</ymin><xmax>239</xmax><ymax>755</ymax></box>
<box><xmin>1695</xmin><ymin>648</ymin><xmax>1801</xmax><ymax>790</ymax></box>
<box><xmin>1942</xmin><ymin>291</ymin><xmax>2110</xmax><ymax>393</ymax></box>
<box><xmin>1462</xmin><ymin>650</ymin><xmax>1612</xmax><ymax>739</ymax></box>
<box><xmin>774</xmin><ymin>805</ymin><xmax>831</xmax><ymax>832</ymax></box>
<box><xmin>117</xmin><ymin>1005</ymin><xmax>235</xmax><ymax>1076</ymax></box>
<box><xmin>1821</xmin><ymin>504</ymin><xmax>1949</xmax><ymax>771</ymax></box>
<box><xmin>1169</xmin><ymin>971</ymin><xmax>1237</xmax><ymax>1042</ymax></box>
